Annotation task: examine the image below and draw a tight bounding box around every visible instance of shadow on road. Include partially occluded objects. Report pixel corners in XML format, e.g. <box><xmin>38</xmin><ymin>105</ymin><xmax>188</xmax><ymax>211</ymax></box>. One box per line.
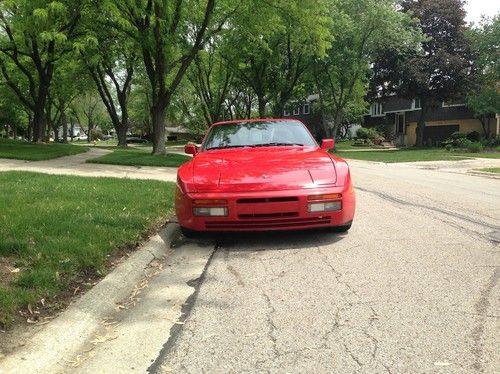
<box><xmin>184</xmin><ymin>228</ymin><xmax>348</xmax><ymax>252</ymax></box>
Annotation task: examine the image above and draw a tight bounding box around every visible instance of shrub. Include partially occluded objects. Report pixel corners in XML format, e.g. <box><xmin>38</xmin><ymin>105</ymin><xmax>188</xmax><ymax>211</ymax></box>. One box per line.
<box><xmin>90</xmin><ymin>128</ymin><xmax>103</xmax><ymax>141</ymax></box>
<box><xmin>449</xmin><ymin>132</ymin><xmax>466</xmax><ymax>140</ymax></box>
<box><xmin>356</xmin><ymin>127</ymin><xmax>380</xmax><ymax>141</ymax></box>
<box><xmin>466</xmin><ymin>131</ymin><xmax>481</xmax><ymax>142</ymax></box>
<box><xmin>445</xmin><ymin>144</ymin><xmax>452</xmax><ymax>151</ymax></box>
<box><xmin>467</xmin><ymin>142</ymin><xmax>483</xmax><ymax>153</ymax></box>
<box><xmin>455</xmin><ymin>138</ymin><xmax>473</xmax><ymax>149</ymax></box>
<box><xmin>481</xmin><ymin>136</ymin><xmax>500</xmax><ymax>148</ymax></box>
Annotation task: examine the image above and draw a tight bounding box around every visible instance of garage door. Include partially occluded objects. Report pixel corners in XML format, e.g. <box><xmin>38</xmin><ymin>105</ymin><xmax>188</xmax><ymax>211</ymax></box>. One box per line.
<box><xmin>424</xmin><ymin>125</ymin><xmax>459</xmax><ymax>146</ymax></box>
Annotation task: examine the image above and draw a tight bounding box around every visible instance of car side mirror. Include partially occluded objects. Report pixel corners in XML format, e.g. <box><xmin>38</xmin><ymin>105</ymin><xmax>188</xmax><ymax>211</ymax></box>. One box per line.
<box><xmin>184</xmin><ymin>144</ymin><xmax>198</xmax><ymax>155</ymax></box>
<box><xmin>321</xmin><ymin>139</ymin><xmax>335</xmax><ymax>150</ymax></box>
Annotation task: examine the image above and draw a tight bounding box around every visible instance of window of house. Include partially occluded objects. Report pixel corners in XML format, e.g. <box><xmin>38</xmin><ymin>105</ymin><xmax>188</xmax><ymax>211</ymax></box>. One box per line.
<box><xmin>293</xmin><ymin>107</ymin><xmax>300</xmax><ymax>115</ymax></box>
<box><xmin>283</xmin><ymin>109</ymin><xmax>290</xmax><ymax>116</ymax></box>
<box><xmin>303</xmin><ymin>103</ymin><xmax>310</xmax><ymax>115</ymax></box>
<box><xmin>370</xmin><ymin>103</ymin><xmax>384</xmax><ymax>117</ymax></box>
<box><xmin>442</xmin><ymin>100</ymin><xmax>465</xmax><ymax>107</ymax></box>
<box><xmin>412</xmin><ymin>98</ymin><xmax>421</xmax><ymax>109</ymax></box>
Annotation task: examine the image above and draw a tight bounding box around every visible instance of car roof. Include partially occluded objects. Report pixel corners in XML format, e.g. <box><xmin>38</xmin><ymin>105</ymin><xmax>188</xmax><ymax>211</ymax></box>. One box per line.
<box><xmin>210</xmin><ymin>118</ymin><xmax>304</xmax><ymax>127</ymax></box>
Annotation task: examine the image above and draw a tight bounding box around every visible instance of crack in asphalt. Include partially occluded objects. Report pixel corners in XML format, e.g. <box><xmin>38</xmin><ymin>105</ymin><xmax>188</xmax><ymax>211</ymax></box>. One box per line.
<box><xmin>315</xmin><ymin>245</ymin><xmax>388</xmax><ymax>370</ymax></box>
<box><xmin>261</xmin><ymin>291</ymin><xmax>279</xmax><ymax>359</ymax></box>
<box><xmin>470</xmin><ymin>267</ymin><xmax>499</xmax><ymax>373</ymax></box>
<box><xmin>356</xmin><ymin>187</ymin><xmax>500</xmax><ymax>236</ymax></box>
<box><xmin>147</xmin><ymin>246</ymin><xmax>218</xmax><ymax>374</ymax></box>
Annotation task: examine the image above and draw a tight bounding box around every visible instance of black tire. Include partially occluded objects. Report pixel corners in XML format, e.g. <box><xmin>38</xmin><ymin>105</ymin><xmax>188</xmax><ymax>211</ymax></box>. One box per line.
<box><xmin>180</xmin><ymin>226</ymin><xmax>198</xmax><ymax>238</ymax></box>
<box><xmin>331</xmin><ymin>222</ymin><xmax>352</xmax><ymax>233</ymax></box>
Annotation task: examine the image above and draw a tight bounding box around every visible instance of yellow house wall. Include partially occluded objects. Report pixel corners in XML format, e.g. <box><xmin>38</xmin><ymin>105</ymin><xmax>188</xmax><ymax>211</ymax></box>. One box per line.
<box><xmin>405</xmin><ymin>118</ymin><xmax>489</xmax><ymax>145</ymax></box>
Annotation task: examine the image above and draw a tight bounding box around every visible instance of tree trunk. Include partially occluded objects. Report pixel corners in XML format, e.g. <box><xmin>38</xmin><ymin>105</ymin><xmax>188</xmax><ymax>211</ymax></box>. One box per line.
<box><xmin>70</xmin><ymin>118</ymin><xmax>75</xmax><ymax>141</ymax></box>
<box><xmin>87</xmin><ymin>123</ymin><xmax>94</xmax><ymax>143</ymax></box>
<box><xmin>32</xmin><ymin>104</ymin><xmax>46</xmax><ymax>143</ymax></box>
<box><xmin>416</xmin><ymin>99</ymin><xmax>427</xmax><ymax>147</ymax></box>
<box><xmin>61</xmin><ymin>111</ymin><xmax>68</xmax><ymax>143</ymax></box>
<box><xmin>117</xmin><ymin>125</ymin><xmax>128</xmax><ymax>148</ymax></box>
<box><xmin>151</xmin><ymin>105</ymin><xmax>166</xmax><ymax>155</ymax></box>
<box><xmin>257</xmin><ymin>96</ymin><xmax>266</xmax><ymax>118</ymax></box>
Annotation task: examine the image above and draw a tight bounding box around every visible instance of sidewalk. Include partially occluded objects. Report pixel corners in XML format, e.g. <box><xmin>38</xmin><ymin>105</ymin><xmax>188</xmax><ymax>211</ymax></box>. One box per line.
<box><xmin>0</xmin><ymin>148</ymin><xmax>177</xmax><ymax>182</ymax></box>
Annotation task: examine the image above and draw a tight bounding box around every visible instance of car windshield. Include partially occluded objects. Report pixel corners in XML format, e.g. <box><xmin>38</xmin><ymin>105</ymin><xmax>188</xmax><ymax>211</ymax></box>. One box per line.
<box><xmin>202</xmin><ymin>120</ymin><xmax>317</xmax><ymax>150</ymax></box>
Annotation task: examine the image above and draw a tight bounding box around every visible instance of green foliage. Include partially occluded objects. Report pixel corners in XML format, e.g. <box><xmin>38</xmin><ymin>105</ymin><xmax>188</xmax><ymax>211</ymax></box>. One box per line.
<box><xmin>467</xmin><ymin>15</ymin><xmax>500</xmax><ymax>117</ymax></box>
<box><xmin>356</xmin><ymin>127</ymin><xmax>381</xmax><ymax>140</ymax></box>
<box><xmin>466</xmin><ymin>131</ymin><xmax>481</xmax><ymax>142</ymax></box>
<box><xmin>314</xmin><ymin>0</ymin><xmax>422</xmax><ymax>137</ymax></box>
<box><xmin>90</xmin><ymin>128</ymin><xmax>103</xmax><ymax>140</ymax></box>
<box><xmin>0</xmin><ymin>171</ymin><xmax>175</xmax><ymax>325</ymax></box>
<box><xmin>467</xmin><ymin>142</ymin><xmax>483</xmax><ymax>153</ymax></box>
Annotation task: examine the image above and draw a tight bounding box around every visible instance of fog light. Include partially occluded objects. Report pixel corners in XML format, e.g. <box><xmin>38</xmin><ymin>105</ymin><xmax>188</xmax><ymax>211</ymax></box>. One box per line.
<box><xmin>193</xmin><ymin>207</ymin><xmax>228</xmax><ymax>217</ymax></box>
<box><xmin>308</xmin><ymin>201</ymin><xmax>342</xmax><ymax>213</ymax></box>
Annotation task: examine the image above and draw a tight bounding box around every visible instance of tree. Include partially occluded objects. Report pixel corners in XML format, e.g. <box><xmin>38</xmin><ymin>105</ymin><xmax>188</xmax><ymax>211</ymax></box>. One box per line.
<box><xmin>77</xmin><ymin>8</ymin><xmax>139</xmax><ymax>147</ymax></box>
<box><xmin>313</xmin><ymin>0</ymin><xmax>422</xmax><ymax>139</ymax></box>
<box><xmin>103</xmin><ymin>0</ymin><xmax>236</xmax><ymax>154</ymax></box>
<box><xmin>371</xmin><ymin>0</ymin><xmax>473</xmax><ymax>146</ymax></box>
<box><xmin>467</xmin><ymin>15</ymin><xmax>500</xmax><ymax>137</ymax></box>
<box><xmin>0</xmin><ymin>0</ymin><xmax>82</xmax><ymax>142</ymax></box>
<box><xmin>187</xmin><ymin>39</ymin><xmax>232</xmax><ymax>126</ymax></box>
<box><xmin>222</xmin><ymin>0</ymin><xmax>331</xmax><ymax>118</ymax></box>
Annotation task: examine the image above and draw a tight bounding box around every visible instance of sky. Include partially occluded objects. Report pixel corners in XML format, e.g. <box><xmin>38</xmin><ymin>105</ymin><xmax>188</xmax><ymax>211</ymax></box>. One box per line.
<box><xmin>464</xmin><ymin>0</ymin><xmax>500</xmax><ymax>24</ymax></box>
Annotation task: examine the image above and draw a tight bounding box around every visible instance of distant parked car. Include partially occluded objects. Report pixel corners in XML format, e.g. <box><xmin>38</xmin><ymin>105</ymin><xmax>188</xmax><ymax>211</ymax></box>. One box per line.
<box><xmin>102</xmin><ymin>135</ymin><xmax>114</xmax><ymax>141</ymax></box>
<box><xmin>126</xmin><ymin>136</ymin><xmax>149</xmax><ymax>144</ymax></box>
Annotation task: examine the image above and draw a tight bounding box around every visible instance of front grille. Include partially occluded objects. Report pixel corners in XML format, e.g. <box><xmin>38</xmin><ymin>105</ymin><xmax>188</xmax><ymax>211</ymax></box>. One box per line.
<box><xmin>205</xmin><ymin>216</ymin><xmax>331</xmax><ymax>230</ymax></box>
<box><xmin>237</xmin><ymin>197</ymin><xmax>299</xmax><ymax>204</ymax></box>
<box><xmin>238</xmin><ymin>212</ymin><xmax>298</xmax><ymax>219</ymax></box>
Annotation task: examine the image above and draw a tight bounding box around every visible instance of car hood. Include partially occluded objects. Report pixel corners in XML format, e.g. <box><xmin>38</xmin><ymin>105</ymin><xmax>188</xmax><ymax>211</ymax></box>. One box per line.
<box><xmin>191</xmin><ymin>147</ymin><xmax>337</xmax><ymax>192</ymax></box>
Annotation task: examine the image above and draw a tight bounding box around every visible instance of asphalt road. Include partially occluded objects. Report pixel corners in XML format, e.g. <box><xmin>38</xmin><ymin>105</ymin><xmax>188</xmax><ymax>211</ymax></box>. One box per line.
<box><xmin>154</xmin><ymin>161</ymin><xmax>500</xmax><ymax>374</ymax></box>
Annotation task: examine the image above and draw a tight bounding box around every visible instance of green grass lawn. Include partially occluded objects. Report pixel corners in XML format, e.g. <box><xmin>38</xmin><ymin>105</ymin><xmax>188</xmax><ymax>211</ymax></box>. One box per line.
<box><xmin>334</xmin><ymin>148</ymin><xmax>500</xmax><ymax>163</ymax></box>
<box><xmin>87</xmin><ymin>148</ymin><xmax>191</xmax><ymax>167</ymax></box>
<box><xmin>0</xmin><ymin>171</ymin><xmax>176</xmax><ymax>326</ymax></box>
<box><xmin>0</xmin><ymin>138</ymin><xmax>88</xmax><ymax>161</ymax></box>
<box><xmin>334</xmin><ymin>140</ymin><xmax>379</xmax><ymax>150</ymax></box>
<box><xmin>476</xmin><ymin>167</ymin><xmax>500</xmax><ymax>174</ymax></box>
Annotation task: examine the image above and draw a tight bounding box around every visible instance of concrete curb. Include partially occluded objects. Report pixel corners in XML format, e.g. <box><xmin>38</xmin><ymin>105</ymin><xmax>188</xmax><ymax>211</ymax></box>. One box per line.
<box><xmin>467</xmin><ymin>171</ymin><xmax>500</xmax><ymax>180</ymax></box>
<box><xmin>0</xmin><ymin>224</ymin><xmax>178</xmax><ymax>374</ymax></box>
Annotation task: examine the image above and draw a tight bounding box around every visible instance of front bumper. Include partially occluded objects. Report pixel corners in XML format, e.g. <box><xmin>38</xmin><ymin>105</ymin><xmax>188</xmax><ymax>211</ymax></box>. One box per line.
<box><xmin>176</xmin><ymin>185</ymin><xmax>355</xmax><ymax>232</ymax></box>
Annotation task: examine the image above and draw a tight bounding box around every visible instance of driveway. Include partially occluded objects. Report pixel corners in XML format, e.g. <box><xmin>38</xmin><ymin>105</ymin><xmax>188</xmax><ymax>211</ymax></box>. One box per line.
<box><xmin>0</xmin><ymin>148</ymin><xmax>178</xmax><ymax>182</ymax></box>
<box><xmin>1</xmin><ymin>159</ymin><xmax>498</xmax><ymax>374</ymax></box>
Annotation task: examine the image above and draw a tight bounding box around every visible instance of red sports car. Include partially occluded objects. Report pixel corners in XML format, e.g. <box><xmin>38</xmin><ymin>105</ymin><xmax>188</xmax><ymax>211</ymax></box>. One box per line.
<box><xmin>175</xmin><ymin>119</ymin><xmax>355</xmax><ymax>236</ymax></box>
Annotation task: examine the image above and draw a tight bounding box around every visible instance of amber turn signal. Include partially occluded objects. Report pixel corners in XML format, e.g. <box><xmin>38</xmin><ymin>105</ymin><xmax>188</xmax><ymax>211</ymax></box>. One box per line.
<box><xmin>307</xmin><ymin>193</ymin><xmax>342</xmax><ymax>201</ymax></box>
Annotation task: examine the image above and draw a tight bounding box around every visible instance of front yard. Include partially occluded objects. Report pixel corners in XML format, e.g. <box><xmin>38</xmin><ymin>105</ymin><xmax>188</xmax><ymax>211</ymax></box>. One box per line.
<box><xmin>0</xmin><ymin>171</ymin><xmax>176</xmax><ymax>326</ymax></box>
<box><xmin>86</xmin><ymin>148</ymin><xmax>191</xmax><ymax>167</ymax></box>
<box><xmin>334</xmin><ymin>147</ymin><xmax>500</xmax><ymax>163</ymax></box>
<box><xmin>0</xmin><ymin>139</ymin><xmax>88</xmax><ymax>161</ymax></box>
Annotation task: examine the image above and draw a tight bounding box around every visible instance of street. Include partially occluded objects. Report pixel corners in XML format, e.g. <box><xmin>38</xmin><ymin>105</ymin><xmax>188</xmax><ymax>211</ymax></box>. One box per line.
<box><xmin>155</xmin><ymin>161</ymin><xmax>499</xmax><ymax>373</ymax></box>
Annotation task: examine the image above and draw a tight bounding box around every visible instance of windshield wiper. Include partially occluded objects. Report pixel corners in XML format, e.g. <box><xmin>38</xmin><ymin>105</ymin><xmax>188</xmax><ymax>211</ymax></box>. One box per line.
<box><xmin>205</xmin><ymin>145</ymin><xmax>248</xmax><ymax>150</ymax></box>
<box><xmin>253</xmin><ymin>142</ymin><xmax>304</xmax><ymax>147</ymax></box>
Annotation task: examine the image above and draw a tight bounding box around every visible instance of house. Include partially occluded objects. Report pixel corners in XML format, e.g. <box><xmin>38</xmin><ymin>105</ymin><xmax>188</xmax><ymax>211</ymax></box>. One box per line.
<box><xmin>283</xmin><ymin>94</ymin><xmax>361</xmax><ymax>139</ymax></box>
<box><xmin>165</xmin><ymin>125</ymin><xmax>195</xmax><ymax>141</ymax></box>
<box><xmin>364</xmin><ymin>95</ymin><xmax>498</xmax><ymax>146</ymax></box>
